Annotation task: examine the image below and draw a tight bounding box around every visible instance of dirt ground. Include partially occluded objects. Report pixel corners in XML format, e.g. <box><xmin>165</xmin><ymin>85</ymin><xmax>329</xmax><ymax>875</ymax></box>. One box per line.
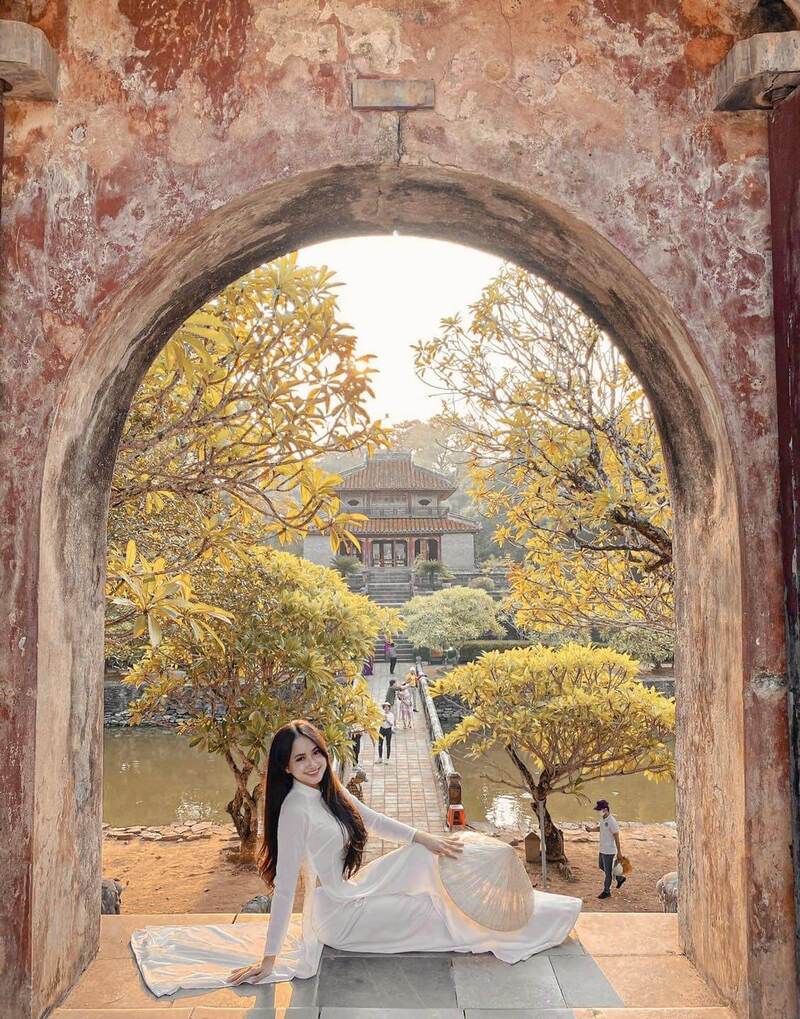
<box><xmin>512</xmin><ymin>825</ymin><xmax>677</xmax><ymax>912</ymax></box>
<box><xmin>103</xmin><ymin>824</ymin><xmax>676</xmax><ymax>915</ymax></box>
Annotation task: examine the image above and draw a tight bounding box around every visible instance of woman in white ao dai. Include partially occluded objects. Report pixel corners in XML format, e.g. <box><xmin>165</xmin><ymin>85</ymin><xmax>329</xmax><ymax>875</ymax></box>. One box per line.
<box><xmin>228</xmin><ymin>720</ymin><xmax>581</xmax><ymax>986</ymax></box>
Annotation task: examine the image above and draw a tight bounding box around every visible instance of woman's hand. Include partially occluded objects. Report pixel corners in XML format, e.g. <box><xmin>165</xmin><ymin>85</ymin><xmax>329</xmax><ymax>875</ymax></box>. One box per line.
<box><xmin>227</xmin><ymin>955</ymin><xmax>275</xmax><ymax>985</ymax></box>
<box><xmin>413</xmin><ymin>829</ymin><xmax>463</xmax><ymax>858</ymax></box>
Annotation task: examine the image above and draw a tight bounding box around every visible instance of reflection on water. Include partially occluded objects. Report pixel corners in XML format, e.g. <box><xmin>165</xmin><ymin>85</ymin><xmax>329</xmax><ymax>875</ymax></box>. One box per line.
<box><xmin>104</xmin><ymin>727</ymin><xmax>675</xmax><ymax>829</ymax></box>
<box><xmin>103</xmin><ymin>728</ymin><xmax>233</xmax><ymax>826</ymax></box>
<box><xmin>450</xmin><ymin>742</ymin><xmax>675</xmax><ymax>829</ymax></box>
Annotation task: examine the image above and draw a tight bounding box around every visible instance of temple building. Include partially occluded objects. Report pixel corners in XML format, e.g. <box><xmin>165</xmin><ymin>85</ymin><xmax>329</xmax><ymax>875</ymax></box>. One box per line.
<box><xmin>302</xmin><ymin>451</ymin><xmax>479</xmax><ymax>573</ymax></box>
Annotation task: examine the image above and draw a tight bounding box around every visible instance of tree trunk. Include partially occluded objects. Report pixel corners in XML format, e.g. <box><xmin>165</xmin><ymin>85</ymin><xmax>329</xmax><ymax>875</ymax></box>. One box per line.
<box><xmin>535</xmin><ymin>796</ymin><xmax>567</xmax><ymax>864</ymax></box>
<box><xmin>504</xmin><ymin>745</ymin><xmax>569</xmax><ymax>865</ymax></box>
<box><xmin>226</xmin><ymin>787</ymin><xmax>258</xmax><ymax>857</ymax></box>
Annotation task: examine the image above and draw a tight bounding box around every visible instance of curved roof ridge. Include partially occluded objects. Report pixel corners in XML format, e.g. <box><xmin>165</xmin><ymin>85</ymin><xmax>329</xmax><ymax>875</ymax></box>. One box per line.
<box><xmin>337</xmin><ymin>453</ymin><xmax>457</xmax><ymax>492</ymax></box>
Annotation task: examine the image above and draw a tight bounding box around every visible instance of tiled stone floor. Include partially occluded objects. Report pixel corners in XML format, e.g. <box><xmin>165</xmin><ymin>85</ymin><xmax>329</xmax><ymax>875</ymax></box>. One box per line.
<box><xmin>52</xmin><ymin>912</ymin><xmax>734</xmax><ymax>1018</ymax></box>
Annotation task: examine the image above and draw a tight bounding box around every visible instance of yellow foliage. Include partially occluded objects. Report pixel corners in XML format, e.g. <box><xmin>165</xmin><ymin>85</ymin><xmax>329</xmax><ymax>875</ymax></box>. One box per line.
<box><xmin>430</xmin><ymin>643</ymin><xmax>675</xmax><ymax>805</ymax></box>
<box><xmin>107</xmin><ymin>255</ymin><xmax>391</xmax><ymax>654</ymax></box>
<box><xmin>414</xmin><ymin>268</ymin><xmax>673</xmax><ymax>639</ymax></box>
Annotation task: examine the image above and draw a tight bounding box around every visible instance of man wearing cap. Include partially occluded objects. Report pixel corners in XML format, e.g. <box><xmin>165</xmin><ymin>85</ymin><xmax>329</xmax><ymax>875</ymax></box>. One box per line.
<box><xmin>594</xmin><ymin>799</ymin><xmax>625</xmax><ymax>899</ymax></box>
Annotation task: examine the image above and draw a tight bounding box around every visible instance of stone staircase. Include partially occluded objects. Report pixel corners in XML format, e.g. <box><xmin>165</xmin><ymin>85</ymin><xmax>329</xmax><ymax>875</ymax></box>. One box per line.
<box><xmin>365</xmin><ymin>566</ymin><xmax>413</xmax><ymax>607</ymax></box>
<box><xmin>373</xmin><ymin>633</ymin><xmax>415</xmax><ymax>663</ymax></box>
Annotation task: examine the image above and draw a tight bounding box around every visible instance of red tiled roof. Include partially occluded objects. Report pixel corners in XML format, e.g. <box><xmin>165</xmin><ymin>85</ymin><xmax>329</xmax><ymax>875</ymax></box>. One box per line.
<box><xmin>348</xmin><ymin>516</ymin><xmax>479</xmax><ymax>536</ymax></box>
<box><xmin>339</xmin><ymin>453</ymin><xmax>456</xmax><ymax>493</ymax></box>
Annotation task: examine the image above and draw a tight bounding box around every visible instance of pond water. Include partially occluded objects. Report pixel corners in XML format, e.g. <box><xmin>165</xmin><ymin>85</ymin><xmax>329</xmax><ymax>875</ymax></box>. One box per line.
<box><xmin>450</xmin><ymin>743</ymin><xmax>675</xmax><ymax>828</ymax></box>
<box><xmin>104</xmin><ymin>727</ymin><xmax>675</xmax><ymax>829</ymax></box>
<box><xmin>104</xmin><ymin>728</ymin><xmax>233</xmax><ymax>826</ymax></box>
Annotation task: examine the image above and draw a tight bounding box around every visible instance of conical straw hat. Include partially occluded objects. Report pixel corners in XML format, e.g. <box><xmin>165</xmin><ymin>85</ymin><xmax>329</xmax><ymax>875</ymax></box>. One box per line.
<box><xmin>438</xmin><ymin>830</ymin><xmax>534</xmax><ymax>932</ymax></box>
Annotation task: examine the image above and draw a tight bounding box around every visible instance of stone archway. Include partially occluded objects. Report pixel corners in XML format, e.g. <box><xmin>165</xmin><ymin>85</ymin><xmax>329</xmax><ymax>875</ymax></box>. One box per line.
<box><xmin>16</xmin><ymin>164</ymin><xmax>795</xmax><ymax>1018</ymax></box>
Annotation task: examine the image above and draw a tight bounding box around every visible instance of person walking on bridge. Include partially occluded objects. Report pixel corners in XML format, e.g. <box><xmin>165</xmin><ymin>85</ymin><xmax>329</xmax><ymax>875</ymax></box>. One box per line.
<box><xmin>396</xmin><ymin>683</ymin><xmax>413</xmax><ymax>729</ymax></box>
<box><xmin>405</xmin><ymin>668</ymin><xmax>420</xmax><ymax>711</ymax></box>
<box><xmin>377</xmin><ymin>703</ymin><xmax>395</xmax><ymax>763</ymax></box>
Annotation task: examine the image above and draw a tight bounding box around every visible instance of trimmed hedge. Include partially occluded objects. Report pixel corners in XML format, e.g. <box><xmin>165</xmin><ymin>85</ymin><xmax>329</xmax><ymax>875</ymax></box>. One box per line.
<box><xmin>458</xmin><ymin>640</ymin><xmax>532</xmax><ymax>662</ymax></box>
<box><xmin>467</xmin><ymin>576</ymin><xmax>495</xmax><ymax>592</ymax></box>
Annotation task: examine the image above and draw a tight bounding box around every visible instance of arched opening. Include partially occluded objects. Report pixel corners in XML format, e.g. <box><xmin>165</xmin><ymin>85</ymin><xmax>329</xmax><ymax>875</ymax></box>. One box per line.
<box><xmin>31</xmin><ymin>164</ymin><xmax>777</xmax><ymax>1015</ymax></box>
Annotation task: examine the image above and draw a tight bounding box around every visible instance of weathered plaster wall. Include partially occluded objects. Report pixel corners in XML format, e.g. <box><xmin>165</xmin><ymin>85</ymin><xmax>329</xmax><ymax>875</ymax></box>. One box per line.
<box><xmin>0</xmin><ymin>1</ymin><xmax>794</xmax><ymax>1017</ymax></box>
<box><xmin>441</xmin><ymin>533</ymin><xmax>475</xmax><ymax>571</ymax></box>
<box><xmin>302</xmin><ymin>534</ymin><xmax>334</xmax><ymax>566</ymax></box>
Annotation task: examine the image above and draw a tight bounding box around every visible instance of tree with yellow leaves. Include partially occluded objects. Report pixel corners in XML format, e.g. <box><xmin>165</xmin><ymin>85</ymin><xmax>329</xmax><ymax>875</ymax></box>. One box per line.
<box><xmin>107</xmin><ymin>254</ymin><xmax>389</xmax><ymax>658</ymax></box>
<box><xmin>126</xmin><ymin>549</ymin><xmax>399</xmax><ymax>853</ymax></box>
<box><xmin>414</xmin><ymin>267</ymin><xmax>673</xmax><ymax>647</ymax></box>
<box><xmin>431</xmin><ymin>643</ymin><xmax>675</xmax><ymax>866</ymax></box>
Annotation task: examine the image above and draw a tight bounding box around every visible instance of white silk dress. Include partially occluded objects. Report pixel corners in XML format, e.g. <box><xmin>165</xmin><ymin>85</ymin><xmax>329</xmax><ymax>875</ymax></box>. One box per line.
<box><xmin>130</xmin><ymin>779</ymin><xmax>581</xmax><ymax>996</ymax></box>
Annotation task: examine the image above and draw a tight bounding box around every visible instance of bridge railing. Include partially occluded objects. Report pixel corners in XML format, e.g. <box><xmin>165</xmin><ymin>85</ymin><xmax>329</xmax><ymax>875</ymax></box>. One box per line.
<box><xmin>418</xmin><ymin>674</ymin><xmax>463</xmax><ymax>826</ymax></box>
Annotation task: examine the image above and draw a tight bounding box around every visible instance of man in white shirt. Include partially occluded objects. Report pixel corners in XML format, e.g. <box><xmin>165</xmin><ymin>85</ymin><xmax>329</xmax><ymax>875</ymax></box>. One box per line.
<box><xmin>594</xmin><ymin>798</ymin><xmax>625</xmax><ymax>899</ymax></box>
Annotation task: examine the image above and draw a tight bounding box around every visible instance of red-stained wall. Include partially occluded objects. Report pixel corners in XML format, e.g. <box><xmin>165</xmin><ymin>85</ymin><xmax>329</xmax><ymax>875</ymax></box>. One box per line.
<box><xmin>0</xmin><ymin>2</ymin><xmax>795</xmax><ymax>1016</ymax></box>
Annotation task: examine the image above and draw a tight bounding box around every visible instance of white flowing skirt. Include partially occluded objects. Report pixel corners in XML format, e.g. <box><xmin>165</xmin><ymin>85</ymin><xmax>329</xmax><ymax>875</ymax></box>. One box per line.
<box><xmin>313</xmin><ymin>842</ymin><xmax>581</xmax><ymax>961</ymax></box>
<box><xmin>130</xmin><ymin>843</ymin><xmax>581</xmax><ymax>996</ymax></box>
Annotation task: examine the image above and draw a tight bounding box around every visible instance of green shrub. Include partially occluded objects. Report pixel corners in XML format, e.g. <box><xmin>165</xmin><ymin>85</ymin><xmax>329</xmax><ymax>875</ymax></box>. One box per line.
<box><xmin>413</xmin><ymin>557</ymin><xmax>453</xmax><ymax>587</ymax></box>
<box><xmin>458</xmin><ymin>639</ymin><xmax>533</xmax><ymax>662</ymax></box>
<box><xmin>601</xmin><ymin>627</ymin><xmax>674</xmax><ymax>667</ymax></box>
<box><xmin>467</xmin><ymin>576</ymin><xmax>495</xmax><ymax>592</ymax></box>
<box><xmin>330</xmin><ymin>553</ymin><xmax>363</xmax><ymax>577</ymax></box>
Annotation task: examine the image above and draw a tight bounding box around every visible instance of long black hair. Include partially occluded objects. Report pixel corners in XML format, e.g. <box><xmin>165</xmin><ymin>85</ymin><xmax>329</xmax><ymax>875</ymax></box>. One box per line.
<box><xmin>258</xmin><ymin>720</ymin><xmax>367</xmax><ymax>887</ymax></box>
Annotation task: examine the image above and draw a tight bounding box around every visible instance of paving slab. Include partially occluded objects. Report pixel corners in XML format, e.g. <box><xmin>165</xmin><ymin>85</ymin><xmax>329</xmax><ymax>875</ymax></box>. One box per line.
<box><xmin>575</xmin><ymin>912</ymin><xmax>680</xmax><ymax>956</ymax></box>
<box><xmin>581</xmin><ymin>1010</ymin><xmax>734</xmax><ymax>1018</ymax></box>
<box><xmin>318</xmin><ymin>955</ymin><xmax>457</xmax><ymax>1008</ymax></box>
<box><xmin>464</xmin><ymin>1010</ymin><xmax>577</xmax><ymax>1018</ymax></box>
<box><xmin>51</xmin><ymin>1011</ymin><xmax>194</xmax><ymax>1019</ymax></box>
<box><xmin>61</xmin><ymin>913</ymin><xmax>727</xmax><ymax>1014</ymax></box>
<box><xmin>595</xmin><ymin>955</ymin><xmax>726</xmax><ymax>1008</ymax></box>
<box><xmin>550</xmin><ymin>955</ymin><xmax>623</xmax><ymax>1008</ymax></box>
<box><xmin>167</xmin><ymin>973</ymin><xmax>319</xmax><ymax>1010</ymax></box>
<box><xmin>192</xmin><ymin>1009</ymin><xmax>320</xmax><ymax>1018</ymax></box>
<box><xmin>322</xmin><ymin>1010</ymin><xmax>461</xmax><ymax>1019</ymax></box>
<box><xmin>321</xmin><ymin>944</ymin><xmax>456</xmax><ymax>959</ymax></box>
<box><xmin>97</xmin><ymin>913</ymin><xmax>236</xmax><ymax>959</ymax></box>
<box><xmin>539</xmin><ymin>932</ymin><xmax>585</xmax><ymax>956</ymax></box>
<box><xmin>57</xmin><ymin>957</ymin><xmax>173</xmax><ymax>1010</ymax></box>
<box><xmin>453</xmin><ymin>954</ymin><xmax>565</xmax><ymax>1010</ymax></box>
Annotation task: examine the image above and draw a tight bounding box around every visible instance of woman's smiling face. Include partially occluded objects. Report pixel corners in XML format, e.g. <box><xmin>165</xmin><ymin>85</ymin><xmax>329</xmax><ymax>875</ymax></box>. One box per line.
<box><xmin>286</xmin><ymin>733</ymin><xmax>328</xmax><ymax>787</ymax></box>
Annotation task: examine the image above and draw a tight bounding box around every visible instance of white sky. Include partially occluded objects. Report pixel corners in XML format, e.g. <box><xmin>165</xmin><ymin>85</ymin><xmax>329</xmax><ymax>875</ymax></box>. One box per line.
<box><xmin>296</xmin><ymin>236</ymin><xmax>503</xmax><ymax>425</ymax></box>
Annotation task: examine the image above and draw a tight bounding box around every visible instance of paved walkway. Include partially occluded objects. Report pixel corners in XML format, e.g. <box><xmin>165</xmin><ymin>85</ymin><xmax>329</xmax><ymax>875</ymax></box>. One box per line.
<box><xmin>355</xmin><ymin>662</ymin><xmax>447</xmax><ymax>861</ymax></box>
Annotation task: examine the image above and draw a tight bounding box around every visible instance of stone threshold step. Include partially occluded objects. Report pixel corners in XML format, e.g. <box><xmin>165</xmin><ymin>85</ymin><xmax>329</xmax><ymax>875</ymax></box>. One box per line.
<box><xmin>50</xmin><ymin>1009</ymin><xmax>736</xmax><ymax>1018</ymax></box>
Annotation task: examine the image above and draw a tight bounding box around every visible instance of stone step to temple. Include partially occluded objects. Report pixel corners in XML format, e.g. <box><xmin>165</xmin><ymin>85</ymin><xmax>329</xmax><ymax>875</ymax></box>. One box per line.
<box><xmin>366</xmin><ymin>584</ymin><xmax>414</xmax><ymax>608</ymax></box>
<box><xmin>373</xmin><ymin>637</ymin><xmax>415</xmax><ymax>662</ymax></box>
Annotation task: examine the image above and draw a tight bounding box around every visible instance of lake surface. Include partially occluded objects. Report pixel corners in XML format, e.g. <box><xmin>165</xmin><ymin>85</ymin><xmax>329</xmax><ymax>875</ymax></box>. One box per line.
<box><xmin>449</xmin><ymin>744</ymin><xmax>675</xmax><ymax>829</ymax></box>
<box><xmin>104</xmin><ymin>728</ymin><xmax>675</xmax><ymax>828</ymax></box>
<box><xmin>104</xmin><ymin>728</ymin><xmax>233</xmax><ymax>826</ymax></box>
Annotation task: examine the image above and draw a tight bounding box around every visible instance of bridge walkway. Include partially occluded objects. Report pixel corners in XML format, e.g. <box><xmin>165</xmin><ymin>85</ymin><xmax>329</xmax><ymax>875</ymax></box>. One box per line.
<box><xmin>355</xmin><ymin>660</ymin><xmax>447</xmax><ymax>861</ymax></box>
